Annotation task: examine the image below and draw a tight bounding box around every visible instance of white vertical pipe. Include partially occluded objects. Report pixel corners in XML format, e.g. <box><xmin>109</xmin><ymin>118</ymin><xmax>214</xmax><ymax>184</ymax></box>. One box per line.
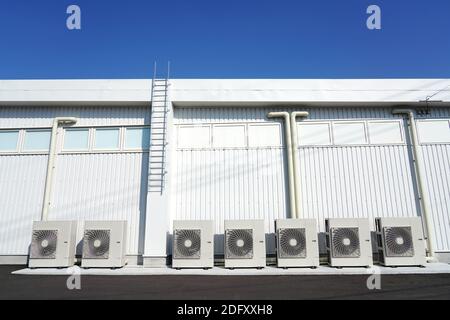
<box><xmin>290</xmin><ymin>111</ymin><xmax>309</xmax><ymax>219</ymax></box>
<box><xmin>392</xmin><ymin>109</ymin><xmax>435</xmax><ymax>259</ymax></box>
<box><xmin>41</xmin><ymin>117</ymin><xmax>78</xmax><ymax>221</ymax></box>
<box><xmin>267</xmin><ymin>112</ymin><xmax>296</xmax><ymax>219</ymax></box>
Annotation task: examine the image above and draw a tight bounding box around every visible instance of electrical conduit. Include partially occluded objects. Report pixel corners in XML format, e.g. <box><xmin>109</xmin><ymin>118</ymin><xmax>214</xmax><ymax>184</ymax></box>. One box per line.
<box><xmin>290</xmin><ymin>111</ymin><xmax>310</xmax><ymax>219</ymax></box>
<box><xmin>267</xmin><ymin>112</ymin><xmax>296</xmax><ymax>219</ymax></box>
<box><xmin>392</xmin><ymin>109</ymin><xmax>435</xmax><ymax>260</ymax></box>
<box><xmin>41</xmin><ymin>117</ymin><xmax>78</xmax><ymax>221</ymax></box>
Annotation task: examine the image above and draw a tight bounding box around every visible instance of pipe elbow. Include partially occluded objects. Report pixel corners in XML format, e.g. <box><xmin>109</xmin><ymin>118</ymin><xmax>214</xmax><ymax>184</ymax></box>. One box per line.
<box><xmin>267</xmin><ymin>111</ymin><xmax>289</xmax><ymax>119</ymax></box>
<box><xmin>291</xmin><ymin>111</ymin><xmax>310</xmax><ymax>119</ymax></box>
<box><xmin>392</xmin><ymin>108</ymin><xmax>415</xmax><ymax>116</ymax></box>
<box><xmin>55</xmin><ymin>117</ymin><xmax>78</xmax><ymax>125</ymax></box>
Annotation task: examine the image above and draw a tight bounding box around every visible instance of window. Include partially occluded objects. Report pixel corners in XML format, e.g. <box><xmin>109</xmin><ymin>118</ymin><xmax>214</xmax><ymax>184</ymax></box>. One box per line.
<box><xmin>417</xmin><ymin>120</ymin><xmax>450</xmax><ymax>144</ymax></box>
<box><xmin>368</xmin><ymin>121</ymin><xmax>403</xmax><ymax>144</ymax></box>
<box><xmin>248</xmin><ymin>124</ymin><xmax>281</xmax><ymax>147</ymax></box>
<box><xmin>213</xmin><ymin>125</ymin><xmax>246</xmax><ymax>148</ymax></box>
<box><xmin>177</xmin><ymin>126</ymin><xmax>210</xmax><ymax>148</ymax></box>
<box><xmin>333</xmin><ymin>122</ymin><xmax>367</xmax><ymax>145</ymax></box>
<box><xmin>0</xmin><ymin>130</ymin><xmax>19</xmax><ymax>151</ymax></box>
<box><xmin>125</xmin><ymin>127</ymin><xmax>150</xmax><ymax>149</ymax></box>
<box><xmin>298</xmin><ymin>123</ymin><xmax>331</xmax><ymax>146</ymax></box>
<box><xmin>64</xmin><ymin>128</ymin><xmax>89</xmax><ymax>150</ymax></box>
<box><xmin>94</xmin><ymin>128</ymin><xmax>120</xmax><ymax>150</ymax></box>
<box><xmin>23</xmin><ymin>130</ymin><xmax>51</xmax><ymax>151</ymax></box>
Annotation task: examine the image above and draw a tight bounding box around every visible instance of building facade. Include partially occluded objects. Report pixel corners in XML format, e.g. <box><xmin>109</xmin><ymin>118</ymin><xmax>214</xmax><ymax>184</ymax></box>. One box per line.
<box><xmin>0</xmin><ymin>79</ymin><xmax>449</xmax><ymax>265</ymax></box>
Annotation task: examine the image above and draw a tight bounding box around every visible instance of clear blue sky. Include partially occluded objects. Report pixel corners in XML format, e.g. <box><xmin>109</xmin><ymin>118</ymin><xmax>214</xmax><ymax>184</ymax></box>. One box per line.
<box><xmin>0</xmin><ymin>0</ymin><xmax>449</xmax><ymax>79</ymax></box>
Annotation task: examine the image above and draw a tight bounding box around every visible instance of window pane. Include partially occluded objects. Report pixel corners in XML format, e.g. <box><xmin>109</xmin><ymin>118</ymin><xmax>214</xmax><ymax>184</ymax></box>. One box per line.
<box><xmin>94</xmin><ymin>128</ymin><xmax>120</xmax><ymax>150</ymax></box>
<box><xmin>248</xmin><ymin>124</ymin><xmax>281</xmax><ymax>147</ymax></box>
<box><xmin>368</xmin><ymin>121</ymin><xmax>403</xmax><ymax>144</ymax></box>
<box><xmin>0</xmin><ymin>130</ymin><xmax>19</xmax><ymax>151</ymax></box>
<box><xmin>64</xmin><ymin>129</ymin><xmax>89</xmax><ymax>150</ymax></box>
<box><xmin>178</xmin><ymin>126</ymin><xmax>210</xmax><ymax>148</ymax></box>
<box><xmin>298</xmin><ymin>123</ymin><xmax>331</xmax><ymax>146</ymax></box>
<box><xmin>125</xmin><ymin>128</ymin><xmax>150</xmax><ymax>149</ymax></box>
<box><xmin>333</xmin><ymin>122</ymin><xmax>367</xmax><ymax>145</ymax></box>
<box><xmin>24</xmin><ymin>130</ymin><xmax>51</xmax><ymax>151</ymax></box>
<box><xmin>418</xmin><ymin>120</ymin><xmax>450</xmax><ymax>144</ymax></box>
<box><xmin>213</xmin><ymin>125</ymin><xmax>246</xmax><ymax>148</ymax></box>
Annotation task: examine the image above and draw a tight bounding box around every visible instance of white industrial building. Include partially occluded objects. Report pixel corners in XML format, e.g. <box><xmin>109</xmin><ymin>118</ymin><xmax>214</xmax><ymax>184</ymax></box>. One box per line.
<box><xmin>0</xmin><ymin>79</ymin><xmax>449</xmax><ymax>266</ymax></box>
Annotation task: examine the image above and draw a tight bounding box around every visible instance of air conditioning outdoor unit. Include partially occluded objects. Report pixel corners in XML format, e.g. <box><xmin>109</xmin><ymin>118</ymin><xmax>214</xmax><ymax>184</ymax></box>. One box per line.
<box><xmin>29</xmin><ymin>221</ymin><xmax>77</xmax><ymax>268</ymax></box>
<box><xmin>325</xmin><ymin>218</ymin><xmax>373</xmax><ymax>268</ymax></box>
<box><xmin>81</xmin><ymin>221</ymin><xmax>127</xmax><ymax>268</ymax></box>
<box><xmin>172</xmin><ymin>220</ymin><xmax>214</xmax><ymax>269</ymax></box>
<box><xmin>275</xmin><ymin>219</ymin><xmax>319</xmax><ymax>268</ymax></box>
<box><xmin>375</xmin><ymin>217</ymin><xmax>426</xmax><ymax>267</ymax></box>
<box><xmin>224</xmin><ymin>220</ymin><xmax>266</xmax><ymax>269</ymax></box>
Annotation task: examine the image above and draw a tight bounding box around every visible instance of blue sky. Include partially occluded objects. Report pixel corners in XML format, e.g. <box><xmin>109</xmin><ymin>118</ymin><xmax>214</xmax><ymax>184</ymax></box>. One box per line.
<box><xmin>0</xmin><ymin>0</ymin><xmax>449</xmax><ymax>79</ymax></box>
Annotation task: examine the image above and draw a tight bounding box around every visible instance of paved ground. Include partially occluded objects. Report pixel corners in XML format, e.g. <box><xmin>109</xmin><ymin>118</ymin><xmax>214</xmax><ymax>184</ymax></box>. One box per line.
<box><xmin>2</xmin><ymin>266</ymin><xmax>450</xmax><ymax>300</ymax></box>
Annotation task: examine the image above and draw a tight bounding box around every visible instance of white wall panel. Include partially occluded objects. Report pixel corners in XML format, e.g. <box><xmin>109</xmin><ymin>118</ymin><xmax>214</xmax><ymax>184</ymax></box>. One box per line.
<box><xmin>0</xmin><ymin>155</ymin><xmax>47</xmax><ymax>255</ymax></box>
<box><xmin>172</xmin><ymin>107</ymin><xmax>450</xmax><ymax>253</ymax></box>
<box><xmin>0</xmin><ymin>106</ymin><xmax>150</xmax><ymax>256</ymax></box>
<box><xmin>333</xmin><ymin>122</ymin><xmax>367</xmax><ymax>145</ymax></box>
<box><xmin>368</xmin><ymin>121</ymin><xmax>403</xmax><ymax>144</ymax></box>
<box><xmin>298</xmin><ymin>123</ymin><xmax>331</xmax><ymax>146</ymax></box>
<box><xmin>418</xmin><ymin>120</ymin><xmax>450</xmax><ymax>144</ymax></box>
<box><xmin>248</xmin><ymin>124</ymin><xmax>282</xmax><ymax>147</ymax></box>
<box><xmin>50</xmin><ymin>152</ymin><xmax>149</xmax><ymax>255</ymax></box>
<box><xmin>0</xmin><ymin>106</ymin><xmax>149</xmax><ymax>128</ymax></box>
<box><xmin>212</xmin><ymin>125</ymin><xmax>246</xmax><ymax>148</ymax></box>
<box><xmin>420</xmin><ymin>144</ymin><xmax>450</xmax><ymax>251</ymax></box>
<box><xmin>298</xmin><ymin>145</ymin><xmax>419</xmax><ymax>231</ymax></box>
<box><xmin>171</xmin><ymin>149</ymin><xmax>289</xmax><ymax>235</ymax></box>
<box><xmin>177</xmin><ymin>125</ymin><xmax>210</xmax><ymax>148</ymax></box>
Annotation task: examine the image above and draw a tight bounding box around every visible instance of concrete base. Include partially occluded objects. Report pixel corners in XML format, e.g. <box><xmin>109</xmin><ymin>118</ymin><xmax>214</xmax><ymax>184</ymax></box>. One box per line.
<box><xmin>0</xmin><ymin>256</ymin><xmax>28</xmax><ymax>265</ymax></box>
<box><xmin>12</xmin><ymin>263</ymin><xmax>450</xmax><ymax>276</ymax></box>
<box><xmin>143</xmin><ymin>257</ymin><xmax>169</xmax><ymax>268</ymax></box>
<box><xmin>0</xmin><ymin>255</ymin><xmax>141</xmax><ymax>266</ymax></box>
<box><xmin>436</xmin><ymin>252</ymin><xmax>450</xmax><ymax>263</ymax></box>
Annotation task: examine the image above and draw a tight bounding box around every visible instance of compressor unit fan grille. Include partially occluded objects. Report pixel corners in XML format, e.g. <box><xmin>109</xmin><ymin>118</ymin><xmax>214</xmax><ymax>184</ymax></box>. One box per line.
<box><xmin>173</xmin><ymin>229</ymin><xmax>201</xmax><ymax>259</ymax></box>
<box><xmin>83</xmin><ymin>229</ymin><xmax>110</xmax><ymax>259</ymax></box>
<box><xmin>384</xmin><ymin>226</ymin><xmax>414</xmax><ymax>257</ymax></box>
<box><xmin>331</xmin><ymin>227</ymin><xmax>361</xmax><ymax>258</ymax></box>
<box><xmin>30</xmin><ymin>230</ymin><xmax>58</xmax><ymax>259</ymax></box>
<box><xmin>278</xmin><ymin>228</ymin><xmax>307</xmax><ymax>258</ymax></box>
<box><xmin>225</xmin><ymin>229</ymin><xmax>253</xmax><ymax>259</ymax></box>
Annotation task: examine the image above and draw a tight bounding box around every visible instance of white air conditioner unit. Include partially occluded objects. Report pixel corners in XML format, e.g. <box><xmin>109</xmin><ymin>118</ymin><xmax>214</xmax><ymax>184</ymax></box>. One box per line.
<box><xmin>29</xmin><ymin>221</ymin><xmax>77</xmax><ymax>268</ymax></box>
<box><xmin>81</xmin><ymin>221</ymin><xmax>127</xmax><ymax>268</ymax></box>
<box><xmin>224</xmin><ymin>220</ymin><xmax>266</xmax><ymax>269</ymax></box>
<box><xmin>172</xmin><ymin>220</ymin><xmax>214</xmax><ymax>269</ymax></box>
<box><xmin>325</xmin><ymin>218</ymin><xmax>373</xmax><ymax>268</ymax></box>
<box><xmin>275</xmin><ymin>219</ymin><xmax>319</xmax><ymax>268</ymax></box>
<box><xmin>376</xmin><ymin>217</ymin><xmax>426</xmax><ymax>267</ymax></box>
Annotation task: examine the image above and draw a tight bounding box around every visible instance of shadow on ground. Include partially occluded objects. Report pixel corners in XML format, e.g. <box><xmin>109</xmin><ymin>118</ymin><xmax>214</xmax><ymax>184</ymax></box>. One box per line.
<box><xmin>1</xmin><ymin>266</ymin><xmax>450</xmax><ymax>300</ymax></box>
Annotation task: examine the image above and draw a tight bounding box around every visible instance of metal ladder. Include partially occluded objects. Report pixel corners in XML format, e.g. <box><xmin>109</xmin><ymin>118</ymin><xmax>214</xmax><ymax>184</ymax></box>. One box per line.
<box><xmin>148</xmin><ymin>62</ymin><xmax>170</xmax><ymax>194</ymax></box>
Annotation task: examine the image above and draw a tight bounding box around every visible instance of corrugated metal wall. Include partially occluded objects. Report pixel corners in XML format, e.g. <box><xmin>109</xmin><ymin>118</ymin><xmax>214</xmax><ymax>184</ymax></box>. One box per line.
<box><xmin>51</xmin><ymin>153</ymin><xmax>148</xmax><ymax>255</ymax></box>
<box><xmin>172</xmin><ymin>107</ymin><xmax>450</xmax><ymax>252</ymax></box>
<box><xmin>0</xmin><ymin>106</ymin><xmax>149</xmax><ymax>256</ymax></box>
<box><xmin>172</xmin><ymin>148</ymin><xmax>288</xmax><ymax>234</ymax></box>
<box><xmin>421</xmin><ymin>144</ymin><xmax>450</xmax><ymax>251</ymax></box>
<box><xmin>0</xmin><ymin>155</ymin><xmax>47</xmax><ymax>255</ymax></box>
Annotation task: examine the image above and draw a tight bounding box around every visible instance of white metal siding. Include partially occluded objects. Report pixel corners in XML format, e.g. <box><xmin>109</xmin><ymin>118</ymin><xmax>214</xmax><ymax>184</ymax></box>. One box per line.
<box><xmin>298</xmin><ymin>145</ymin><xmax>419</xmax><ymax>229</ymax></box>
<box><xmin>421</xmin><ymin>144</ymin><xmax>450</xmax><ymax>251</ymax></box>
<box><xmin>0</xmin><ymin>155</ymin><xmax>47</xmax><ymax>255</ymax></box>
<box><xmin>0</xmin><ymin>106</ymin><xmax>150</xmax><ymax>255</ymax></box>
<box><xmin>51</xmin><ymin>152</ymin><xmax>148</xmax><ymax>255</ymax></box>
<box><xmin>172</xmin><ymin>107</ymin><xmax>450</xmax><ymax>253</ymax></box>
<box><xmin>0</xmin><ymin>106</ymin><xmax>149</xmax><ymax>128</ymax></box>
<box><xmin>172</xmin><ymin>148</ymin><xmax>289</xmax><ymax>234</ymax></box>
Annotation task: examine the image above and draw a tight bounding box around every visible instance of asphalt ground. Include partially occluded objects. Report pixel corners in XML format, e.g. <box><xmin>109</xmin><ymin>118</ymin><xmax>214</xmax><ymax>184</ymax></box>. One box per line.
<box><xmin>1</xmin><ymin>266</ymin><xmax>450</xmax><ymax>300</ymax></box>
